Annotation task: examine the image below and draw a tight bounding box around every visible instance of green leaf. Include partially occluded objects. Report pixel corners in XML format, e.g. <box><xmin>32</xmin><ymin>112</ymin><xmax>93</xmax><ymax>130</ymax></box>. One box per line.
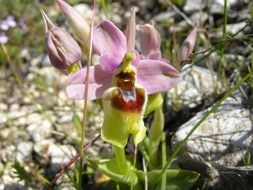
<box><xmin>145</xmin><ymin>93</ymin><xmax>163</xmax><ymax>115</ymax></box>
<box><xmin>89</xmin><ymin>158</ymin><xmax>138</xmax><ymax>186</ymax></box>
<box><xmin>149</xmin><ymin>107</ymin><xmax>164</xmax><ymax>146</ymax></box>
<box><xmin>148</xmin><ymin>107</ymin><xmax>165</xmax><ymax>168</ymax></box>
<box><xmin>72</xmin><ymin>112</ymin><xmax>81</xmax><ymax>136</ymax></box>
<box><xmin>12</xmin><ymin>162</ymin><xmax>32</xmax><ymax>183</ymax></box>
<box><xmin>136</xmin><ymin>169</ymin><xmax>199</xmax><ymax>190</ymax></box>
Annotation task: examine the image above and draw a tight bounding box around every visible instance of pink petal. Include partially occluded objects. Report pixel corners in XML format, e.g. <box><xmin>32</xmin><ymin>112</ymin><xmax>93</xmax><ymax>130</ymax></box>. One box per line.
<box><xmin>93</xmin><ymin>20</ymin><xmax>127</xmax><ymax>66</ymax></box>
<box><xmin>136</xmin><ymin>59</ymin><xmax>180</xmax><ymax>95</ymax></box>
<box><xmin>99</xmin><ymin>54</ymin><xmax>122</xmax><ymax>72</ymax></box>
<box><xmin>66</xmin><ymin>65</ymin><xmax>113</xmax><ymax>100</ymax></box>
<box><xmin>137</xmin><ymin>24</ymin><xmax>161</xmax><ymax>59</ymax></box>
<box><xmin>125</xmin><ymin>9</ymin><xmax>136</xmax><ymax>51</ymax></box>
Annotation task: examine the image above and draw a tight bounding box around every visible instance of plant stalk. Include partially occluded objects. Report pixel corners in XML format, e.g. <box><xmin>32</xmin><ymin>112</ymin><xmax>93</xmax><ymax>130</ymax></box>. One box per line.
<box><xmin>113</xmin><ymin>145</ymin><xmax>129</xmax><ymax>175</ymax></box>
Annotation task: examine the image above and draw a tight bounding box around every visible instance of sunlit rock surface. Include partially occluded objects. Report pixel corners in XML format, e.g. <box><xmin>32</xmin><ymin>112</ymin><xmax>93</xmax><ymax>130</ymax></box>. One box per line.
<box><xmin>173</xmin><ymin>89</ymin><xmax>252</xmax><ymax>165</ymax></box>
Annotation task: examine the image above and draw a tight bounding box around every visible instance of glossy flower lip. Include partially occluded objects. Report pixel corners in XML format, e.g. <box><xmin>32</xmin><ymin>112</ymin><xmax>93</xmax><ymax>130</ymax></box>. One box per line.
<box><xmin>66</xmin><ymin>12</ymin><xmax>180</xmax><ymax>100</ymax></box>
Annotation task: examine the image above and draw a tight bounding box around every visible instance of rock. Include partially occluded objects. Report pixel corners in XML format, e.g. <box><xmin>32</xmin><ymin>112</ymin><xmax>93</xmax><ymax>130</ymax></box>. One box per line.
<box><xmin>173</xmin><ymin>89</ymin><xmax>253</xmax><ymax>165</ymax></box>
<box><xmin>210</xmin><ymin>0</ymin><xmax>237</xmax><ymax>14</ymax></box>
<box><xmin>48</xmin><ymin>144</ymin><xmax>77</xmax><ymax>174</ymax></box>
<box><xmin>167</xmin><ymin>65</ymin><xmax>222</xmax><ymax>110</ymax></box>
<box><xmin>177</xmin><ymin>152</ymin><xmax>253</xmax><ymax>190</ymax></box>
<box><xmin>227</xmin><ymin>22</ymin><xmax>247</xmax><ymax>35</ymax></box>
<box><xmin>74</xmin><ymin>4</ymin><xmax>92</xmax><ymax>20</ymax></box>
<box><xmin>16</xmin><ymin>141</ymin><xmax>33</xmax><ymax>163</ymax></box>
<box><xmin>190</xmin><ymin>12</ymin><xmax>209</xmax><ymax>24</ymax></box>
<box><xmin>183</xmin><ymin>0</ymin><xmax>204</xmax><ymax>13</ymax></box>
<box><xmin>58</xmin><ymin>113</ymin><xmax>73</xmax><ymax>124</ymax></box>
<box><xmin>1</xmin><ymin>145</ymin><xmax>16</xmax><ymax>163</ymax></box>
<box><xmin>33</xmin><ymin>139</ymin><xmax>55</xmax><ymax>158</ymax></box>
<box><xmin>0</xmin><ymin>113</ymin><xmax>7</xmax><ymax>125</ymax></box>
<box><xmin>27</xmin><ymin>120</ymin><xmax>53</xmax><ymax>142</ymax></box>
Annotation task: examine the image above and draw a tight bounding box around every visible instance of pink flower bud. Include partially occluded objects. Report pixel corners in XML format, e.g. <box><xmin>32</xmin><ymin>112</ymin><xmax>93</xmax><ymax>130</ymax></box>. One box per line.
<box><xmin>41</xmin><ymin>10</ymin><xmax>82</xmax><ymax>71</ymax></box>
<box><xmin>56</xmin><ymin>0</ymin><xmax>90</xmax><ymax>44</ymax></box>
<box><xmin>178</xmin><ymin>25</ymin><xmax>198</xmax><ymax>67</ymax></box>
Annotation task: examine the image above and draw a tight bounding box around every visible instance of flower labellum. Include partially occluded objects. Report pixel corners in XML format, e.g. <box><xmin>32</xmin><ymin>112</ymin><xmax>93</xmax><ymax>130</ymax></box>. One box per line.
<box><xmin>41</xmin><ymin>10</ymin><xmax>82</xmax><ymax>72</ymax></box>
<box><xmin>101</xmin><ymin>52</ymin><xmax>147</xmax><ymax>148</ymax></box>
<box><xmin>56</xmin><ymin>0</ymin><xmax>90</xmax><ymax>45</ymax></box>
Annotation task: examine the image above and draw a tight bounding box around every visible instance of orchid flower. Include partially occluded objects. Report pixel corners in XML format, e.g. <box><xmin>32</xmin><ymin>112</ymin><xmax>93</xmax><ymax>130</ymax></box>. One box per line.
<box><xmin>54</xmin><ymin>0</ymin><xmax>197</xmax><ymax>149</ymax></box>
<box><xmin>62</xmin><ymin>9</ymin><xmax>180</xmax><ymax>148</ymax></box>
<box><xmin>66</xmin><ymin>14</ymin><xmax>180</xmax><ymax>101</ymax></box>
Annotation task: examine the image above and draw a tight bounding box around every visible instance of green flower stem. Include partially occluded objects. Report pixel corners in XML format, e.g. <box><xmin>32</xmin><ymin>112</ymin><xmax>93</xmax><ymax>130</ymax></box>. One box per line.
<box><xmin>113</xmin><ymin>145</ymin><xmax>129</xmax><ymax>175</ymax></box>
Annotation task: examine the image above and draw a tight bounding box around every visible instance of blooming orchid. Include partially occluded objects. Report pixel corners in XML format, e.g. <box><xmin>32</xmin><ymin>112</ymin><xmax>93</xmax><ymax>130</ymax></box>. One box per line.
<box><xmin>46</xmin><ymin>0</ymin><xmax>197</xmax><ymax>149</ymax></box>
<box><xmin>62</xmin><ymin>10</ymin><xmax>180</xmax><ymax>148</ymax></box>
<box><xmin>66</xmin><ymin>12</ymin><xmax>180</xmax><ymax>101</ymax></box>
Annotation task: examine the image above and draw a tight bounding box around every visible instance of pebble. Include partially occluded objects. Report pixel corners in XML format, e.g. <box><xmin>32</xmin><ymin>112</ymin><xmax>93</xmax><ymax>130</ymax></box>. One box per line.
<box><xmin>0</xmin><ymin>113</ymin><xmax>7</xmax><ymax>125</ymax></box>
<box><xmin>183</xmin><ymin>0</ymin><xmax>204</xmax><ymax>13</ymax></box>
<box><xmin>27</xmin><ymin>120</ymin><xmax>53</xmax><ymax>142</ymax></box>
<box><xmin>1</xmin><ymin>145</ymin><xmax>16</xmax><ymax>163</ymax></box>
<box><xmin>16</xmin><ymin>141</ymin><xmax>33</xmax><ymax>163</ymax></box>
<box><xmin>33</xmin><ymin>139</ymin><xmax>55</xmax><ymax>158</ymax></box>
<box><xmin>227</xmin><ymin>22</ymin><xmax>247</xmax><ymax>35</ymax></box>
<box><xmin>48</xmin><ymin>144</ymin><xmax>77</xmax><ymax>173</ymax></box>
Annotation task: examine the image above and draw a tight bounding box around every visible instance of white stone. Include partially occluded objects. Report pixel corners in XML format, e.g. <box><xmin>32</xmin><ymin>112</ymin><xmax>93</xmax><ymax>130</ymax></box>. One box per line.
<box><xmin>33</xmin><ymin>139</ymin><xmax>55</xmax><ymax>157</ymax></box>
<box><xmin>173</xmin><ymin>90</ymin><xmax>252</xmax><ymax>165</ymax></box>
<box><xmin>0</xmin><ymin>113</ymin><xmax>7</xmax><ymax>125</ymax></box>
<box><xmin>48</xmin><ymin>144</ymin><xmax>77</xmax><ymax>173</ymax></box>
<box><xmin>16</xmin><ymin>141</ymin><xmax>33</xmax><ymax>163</ymax></box>
<box><xmin>167</xmin><ymin>65</ymin><xmax>222</xmax><ymax>109</ymax></box>
<box><xmin>227</xmin><ymin>22</ymin><xmax>247</xmax><ymax>35</ymax></box>
<box><xmin>183</xmin><ymin>0</ymin><xmax>204</xmax><ymax>13</ymax></box>
<box><xmin>27</xmin><ymin>120</ymin><xmax>52</xmax><ymax>142</ymax></box>
<box><xmin>1</xmin><ymin>145</ymin><xmax>16</xmax><ymax>162</ymax></box>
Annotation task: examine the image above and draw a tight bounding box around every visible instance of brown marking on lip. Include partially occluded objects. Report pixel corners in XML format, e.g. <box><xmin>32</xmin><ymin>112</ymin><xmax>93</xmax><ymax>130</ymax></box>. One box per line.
<box><xmin>116</xmin><ymin>72</ymin><xmax>135</xmax><ymax>91</ymax></box>
<box><xmin>111</xmin><ymin>88</ymin><xmax>145</xmax><ymax>112</ymax></box>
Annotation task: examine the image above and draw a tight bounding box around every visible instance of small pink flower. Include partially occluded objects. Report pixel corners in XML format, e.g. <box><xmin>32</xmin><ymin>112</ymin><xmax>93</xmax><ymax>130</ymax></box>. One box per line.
<box><xmin>0</xmin><ymin>32</ymin><xmax>8</xmax><ymax>44</ymax></box>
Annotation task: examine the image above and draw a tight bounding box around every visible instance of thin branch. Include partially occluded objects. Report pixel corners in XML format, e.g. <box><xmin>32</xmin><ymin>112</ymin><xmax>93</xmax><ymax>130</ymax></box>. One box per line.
<box><xmin>50</xmin><ymin>134</ymin><xmax>101</xmax><ymax>186</ymax></box>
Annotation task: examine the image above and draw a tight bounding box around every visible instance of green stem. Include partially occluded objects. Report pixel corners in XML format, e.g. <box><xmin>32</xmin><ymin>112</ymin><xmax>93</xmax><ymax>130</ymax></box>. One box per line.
<box><xmin>113</xmin><ymin>146</ymin><xmax>128</xmax><ymax>175</ymax></box>
<box><xmin>161</xmin><ymin>133</ymin><xmax>167</xmax><ymax>190</ymax></box>
<box><xmin>223</xmin><ymin>0</ymin><xmax>227</xmax><ymax>39</ymax></box>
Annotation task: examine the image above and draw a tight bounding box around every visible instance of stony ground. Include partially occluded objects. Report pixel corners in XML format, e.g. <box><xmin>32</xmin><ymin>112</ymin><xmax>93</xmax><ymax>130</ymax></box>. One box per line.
<box><xmin>0</xmin><ymin>0</ymin><xmax>253</xmax><ymax>189</ymax></box>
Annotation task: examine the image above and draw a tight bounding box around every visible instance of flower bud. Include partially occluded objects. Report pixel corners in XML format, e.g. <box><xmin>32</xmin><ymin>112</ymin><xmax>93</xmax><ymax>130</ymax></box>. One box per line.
<box><xmin>41</xmin><ymin>10</ymin><xmax>82</xmax><ymax>71</ymax></box>
<box><xmin>178</xmin><ymin>25</ymin><xmax>198</xmax><ymax>67</ymax></box>
<box><xmin>56</xmin><ymin>0</ymin><xmax>90</xmax><ymax>44</ymax></box>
